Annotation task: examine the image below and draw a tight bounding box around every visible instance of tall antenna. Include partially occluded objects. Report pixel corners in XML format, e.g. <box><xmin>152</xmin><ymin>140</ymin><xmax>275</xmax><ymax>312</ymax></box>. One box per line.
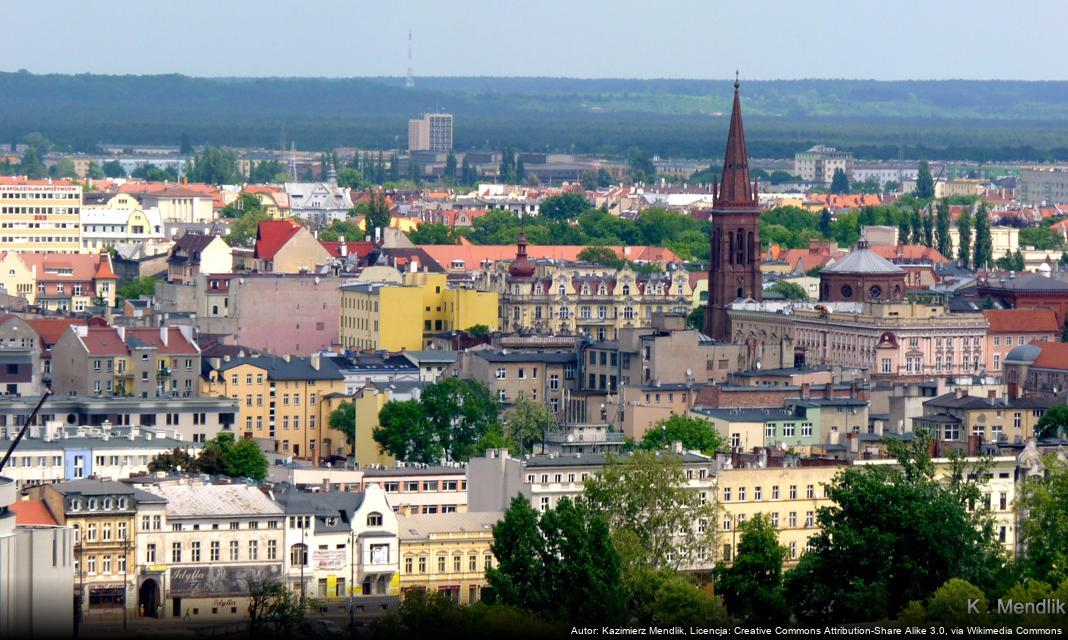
<box><xmin>289</xmin><ymin>142</ymin><xmax>297</xmax><ymax>182</ymax></box>
<box><xmin>406</xmin><ymin>29</ymin><xmax>415</xmax><ymax>89</ymax></box>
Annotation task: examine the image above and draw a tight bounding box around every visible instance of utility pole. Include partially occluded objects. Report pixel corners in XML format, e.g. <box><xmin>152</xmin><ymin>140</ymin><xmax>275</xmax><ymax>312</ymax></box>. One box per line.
<box><xmin>123</xmin><ymin>535</ymin><xmax>129</xmax><ymax>632</ymax></box>
<box><xmin>348</xmin><ymin>528</ymin><xmax>355</xmax><ymax>629</ymax></box>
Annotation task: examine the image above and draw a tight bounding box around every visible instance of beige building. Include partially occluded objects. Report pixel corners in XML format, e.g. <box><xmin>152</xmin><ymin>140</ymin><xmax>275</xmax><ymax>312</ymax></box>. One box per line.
<box><xmin>483</xmin><ymin>261</ymin><xmax>693</xmax><ymax>342</ymax></box>
<box><xmin>0</xmin><ymin>179</ymin><xmax>82</xmax><ymax>254</ymax></box>
<box><xmin>716</xmin><ymin>458</ymin><xmax>845</xmax><ymax>565</ymax></box>
<box><xmin>914</xmin><ymin>388</ymin><xmax>1058</xmax><ymax>447</ymax></box>
<box><xmin>362</xmin><ymin>467</ymin><xmax>468</xmax><ymax>516</ymax></box>
<box><xmin>446</xmin><ymin>349</ymin><xmax>578</xmax><ymax>421</ymax></box>
<box><xmin>408</xmin><ymin>113</ymin><xmax>453</xmax><ymax>153</ymax></box>
<box><xmin>793</xmin><ymin>145</ymin><xmax>853</xmax><ymax>184</ymax></box>
<box><xmin>949</xmin><ymin>225</ymin><xmax>1018</xmax><ymax>263</ymax></box>
<box><xmin>729</xmin><ymin>300</ymin><xmax>989</xmax><ymax>381</ymax></box>
<box><xmin>982</xmin><ymin>309</ymin><xmax>1057</xmax><ymax>374</ymax></box>
<box><xmin>397</xmin><ymin>511</ymin><xmax>500</xmax><ymax>604</ymax></box>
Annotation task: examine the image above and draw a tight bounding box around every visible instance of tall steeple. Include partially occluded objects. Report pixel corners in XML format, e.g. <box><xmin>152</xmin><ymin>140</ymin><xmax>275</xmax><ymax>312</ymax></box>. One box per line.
<box><xmin>704</xmin><ymin>75</ymin><xmax>762</xmax><ymax>343</ymax></box>
<box><xmin>714</xmin><ymin>74</ymin><xmax>757</xmax><ymax>209</ymax></box>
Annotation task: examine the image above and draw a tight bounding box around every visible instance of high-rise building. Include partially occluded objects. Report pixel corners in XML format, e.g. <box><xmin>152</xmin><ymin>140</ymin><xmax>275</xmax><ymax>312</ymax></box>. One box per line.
<box><xmin>705</xmin><ymin>81</ymin><xmax>762</xmax><ymax>342</ymax></box>
<box><xmin>0</xmin><ymin>178</ymin><xmax>82</xmax><ymax>253</ymax></box>
<box><xmin>1018</xmin><ymin>166</ymin><xmax>1068</xmax><ymax>205</ymax></box>
<box><xmin>408</xmin><ymin>113</ymin><xmax>453</xmax><ymax>152</ymax></box>
<box><xmin>793</xmin><ymin>145</ymin><xmax>854</xmax><ymax>184</ymax></box>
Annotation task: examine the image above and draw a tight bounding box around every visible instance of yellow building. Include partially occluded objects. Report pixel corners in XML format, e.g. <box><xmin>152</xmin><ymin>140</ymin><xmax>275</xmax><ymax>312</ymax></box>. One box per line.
<box><xmin>201</xmin><ymin>354</ymin><xmax>346</xmax><ymax>460</ymax></box>
<box><xmin>397</xmin><ymin>511</ymin><xmax>501</xmax><ymax>604</ymax></box>
<box><xmin>320</xmin><ymin>384</ymin><xmax>400</xmax><ymax>465</ymax></box>
<box><xmin>34</xmin><ymin>480</ymin><xmax>151</xmax><ymax>621</ymax></box>
<box><xmin>716</xmin><ymin>462</ymin><xmax>846</xmax><ymax>565</ymax></box>
<box><xmin>80</xmin><ymin>193</ymin><xmax>164</xmax><ymax>251</ymax></box>
<box><xmin>339</xmin><ymin>271</ymin><xmax>498</xmax><ymax>351</ymax></box>
<box><xmin>0</xmin><ymin>178</ymin><xmax>82</xmax><ymax>253</ymax></box>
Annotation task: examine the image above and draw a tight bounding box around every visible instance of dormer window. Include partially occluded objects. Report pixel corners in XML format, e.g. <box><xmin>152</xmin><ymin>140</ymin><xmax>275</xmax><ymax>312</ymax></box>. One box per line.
<box><xmin>557</xmin><ymin>285</ymin><xmax>566</xmax><ymax>296</ymax></box>
<box><xmin>367</xmin><ymin>512</ymin><xmax>383</xmax><ymax>527</ymax></box>
<box><xmin>622</xmin><ymin>284</ymin><xmax>630</xmax><ymax>296</ymax></box>
<box><xmin>534</xmin><ymin>284</ymin><xmax>543</xmax><ymax>295</ymax></box>
<box><xmin>70</xmin><ymin>499</ymin><xmax>82</xmax><ymax>511</ymax></box>
<box><xmin>87</xmin><ymin>498</ymin><xmax>98</xmax><ymax>510</ymax></box>
<box><xmin>597</xmin><ymin>285</ymin><xmax>607</xmax><ymax>295</ymax></box>
<box><xmin>581</xmin><ymin>285</ymin><xmax>590</xmax><ymax>295</ymax></box>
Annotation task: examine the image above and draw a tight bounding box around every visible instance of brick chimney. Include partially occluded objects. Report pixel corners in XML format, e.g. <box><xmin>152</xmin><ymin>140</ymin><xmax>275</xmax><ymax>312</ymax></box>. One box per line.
<box><xmin>987</xmin><ymin>390</ymin><xmax>997</xmax><ymax>405</ymax></box>
<box><xmin>967</xmin><ymin>434</ymin><xmax>981</xmax><ymax>457</ymax></box>
<box><xmin>800</xmin><ymin>382</ymin><xmax>811</xmax><ymax>400</ymax></box>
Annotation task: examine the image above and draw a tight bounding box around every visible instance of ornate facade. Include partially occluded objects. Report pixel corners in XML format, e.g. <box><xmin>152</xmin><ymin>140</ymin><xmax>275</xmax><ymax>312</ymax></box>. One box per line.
<box><xmin>482</xmin><ymin>258</ymin><xmax>693</xmax><ymax>341</ymax></box>
<box><xmin>705</xmin><ymin>80</ymin><xmax>762</xmax><ymax>341</ymax></box>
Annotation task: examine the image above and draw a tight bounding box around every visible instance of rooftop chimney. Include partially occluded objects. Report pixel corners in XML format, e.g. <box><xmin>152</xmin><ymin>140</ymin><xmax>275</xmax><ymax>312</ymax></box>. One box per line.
<box><xmin>987</xmin><ymin>390</ymin><xmax>996</xmax><ymax>405</ymax></box>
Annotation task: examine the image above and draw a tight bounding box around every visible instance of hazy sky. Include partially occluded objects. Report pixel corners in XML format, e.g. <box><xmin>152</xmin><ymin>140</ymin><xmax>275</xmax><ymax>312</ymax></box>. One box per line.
<box><xmin>3</xmin><ymin>0</ymin><xmax>1064</xmax><ymax>80</ymax></box>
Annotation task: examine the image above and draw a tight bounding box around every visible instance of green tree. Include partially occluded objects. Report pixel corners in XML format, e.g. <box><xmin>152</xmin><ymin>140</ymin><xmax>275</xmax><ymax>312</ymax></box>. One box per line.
<box><xmin>626</xmin><ymin>568</ymin><xmax>731</xmax><ymax>627</ymax></box>
<box><xmin>957</xmin><ymin>208</ymin><xmax>973</xmax><ymax>268</ymax></box>
<box><xmin>101</xmin><ymin>160</ymin><xmax>126</xmax><ymax>178</ymax></box>
<box><xmin>179</xmin><ymin>132</ymin><xmax>193</xmax><ymax>155</ymax></box>
<box><xmin>327</xmin><ymin>401</ymin><xmax>355</xmax><ymax>447</ymax></box>
<box><xmin>819</xmin><ymin>209</ymin><xmax>833</xmax><ymax>238</ymax></box>
<box><xmin>994</xmin><ymin>249</ymin><xmax>1025</xmax><ymax>272</ymax></box>
<box><xmin>935</xmin><ymin>199</ymin><xmax>952</xmax><ymax>257</ymax></box>
<box><xmin>922</xmin><ymin>208</ymin><xmax>934</xmax><ymax>247</ymax></box>
<box><xmin>318</xmin><ymin>218</ymin><xmax>362</xmax><ymax>242</ymax></box>
<box><xmin>915</xmin><ymin>159</ymin><xmax>935</xmax><ymax>199</ymax></box>
<box><xmin>388</xmin><ymin>153</ymin><xmax>400</xmax><ymax>182</ymax></box>
<box><xmin>639</xmin><ymin>415</ymin><xmax>724</xmax><ymax>455</ymax></box>
<box><xmin>686</xmin><ymin>307</ymin><xmax>704</xmax><ymax>331</ymax></box>
<box><xmin>444</xmin><ymin>152</ymin><xmax>457</xmax><ymax>184</ymax></box>
<box><xmin>515</xmin><ymin>155</ymin><xmax>525</xmax><ymax>184</ymax></box>
<box><xmin>421</xmin><ymin>378</ymin><xmax>499</xmax><ymax>462</ymax></box>
<box><xmin>407</xmin><ymin>222</ymin><xmax>458</xmax><ymax>244</ymax></box>
<box><xmin>577</xmin><ymin>245</ymin><xmax>624</xmax><ymax>268</ymax></box>
<box><xmin>487</xmin><ymin>495</ymin><xmax>625</xmax><ymax>624</ymax></box>
<box><xmin>147</xmin><ymin>447</ymin><xmax>197</xmax><ymax>473</ymax></box>
<box><xmin>461</xmin><ymin>155</ymin><xmax>477</xmax><ymax>186</ymax></box>
<box><xmin>465</xmin><ymin>324</ymin><xmax>490</xmax><ymax>339</ymax></box>
<box><xmin>974</xmin><ymin>203</ymin><xmax>993</xmax><ymax>268</ymax></box>
<box><xmin>185</xmin><ymin>147</ymin><xmax>242</xmax><ymax>184</ymax></box>
<box><xmin>1020</xmin><ymin>226</ymin><xmax>1064</xmax><ymax>251</ymax></box>
<box><xmin>374</xmin><ymin>400</ymin><xmax>440</xmax><ymax>463</ymax></box>
<box><xmin>767</xmin><ymin>280</ymin><xmax>809</xmax><ymax>301</ymax></box>
<box><xmin>1018</xmin><ymin>453</ymin><xmax>1068</xmax><ymax>584</ymax></box>
<box><xmin>713</xmin><ymin>513</ymin><xmax>789</xmax><ymax>624</ymax></box>
<box><xmin>223</xmin><ymin>437</ymin><xmax>269</xmax><ymax>480</ymax></box>
<box><xmin>249</xmin><ymin>160</ymin><xmax>287</xmax><ymax>184</ymax></box>
<box><xmin>584</xmin><ymin>451</ymin><xmax>717</xmax><ymax>572</ymax></box>
<box><xmin>581</xmin><ymin>167</ymin><xmax>613</xmax><ymax>190</ymax></box>
<box><xmin>926</xmin><ymin>579</ymin><xmax>988</xmax><ymax>626</ymax></box>
<box><xmin>504</xmin><ymin>396</ymin><xmax>556</xmax><ymax>455</ymax></box>
<box><xmin>117</xmin><ymin>276</ymin><xmax>158</xmax><ymax>301</ymax></box>
<box><xmin>226</xmin><ymin>207</ymin><xmax>268</xmax><ymax>248</ymax></box>
<box><xmin>19</xmin><ymin>147</ymin><xmax>46</xmax><ymax>178</ymax></box>
<box><xmin>408</xmin><ymin>158</ymin><xmax>422</xmax><ymax>184</ymax></box>
<box><xmin>497</xmin><ymin>147</ymin><xmax>516</xmax><ymax>184</ymax></box>
<box><xmin>627</xmin><ymin>147</ymin><xmax>655</xmax><ymax>184</ymax></box>
<box><xmin>784</xmin><ymin>430</ymin><xmax>1006</xmax><ymax>623</ymax></box>
<box><xmin>220</xmin><ymin>193</ymin><xmax>263</xmax><ymax>219</ymax></box>
<box><xmin>131</xmin><ymin>165</ymin><xmax>177</xmax><ymax>182</ymax></box>
<box><xmin>897</xmin><ymin>218</ymin><xmax>912</xmax><ymax>245</ymax></box>
<box><xmin>830</xmin><ymin>168</ymin><xmax>849</xmax><ymax>194</ymax></box>
<box><xmin>539</xmin><ymin>192</ymin><xmax>590</xmax><ymax>221</ymax></box>
<box><xmin>364</xmin><ymin>189</ymin><xmax>392</xmax><ymax>233</ymax></box>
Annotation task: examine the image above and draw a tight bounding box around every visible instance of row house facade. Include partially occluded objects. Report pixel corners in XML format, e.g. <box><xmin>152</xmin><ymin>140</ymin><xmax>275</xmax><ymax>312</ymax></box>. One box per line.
<box><xmin>482</xmin><ymin>259</ymin><xmax>693</xmax><ymax>341</ymax></box>
<box><xmin>52</xmin><ymin>325</ymin><xmax>201</xmax><ymax>399</ymax></box>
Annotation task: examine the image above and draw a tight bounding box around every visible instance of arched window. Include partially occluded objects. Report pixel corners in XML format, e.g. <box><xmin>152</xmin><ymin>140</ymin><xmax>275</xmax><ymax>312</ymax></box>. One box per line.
<box><xmin>728</xmin><ymin>232</ymin><xmax>735</xmax><ymax>265</ymax></box>
<box><xmin>366</xmin><ymin>512</ymin><xmax>383</xmax><ymax>527</ymax></box>
<box><xmin>597</xmin><ymin>284</ymin><xmax>607</xmax><ymax>295</ymax></box>
<box><xmin>581</xmin><ymin>284</ymin><xmax>590</xmax><ymax>295</ymax></box>
<box><xmin>290</xmin><ymin>543</ymin><xmax>308</xmax><ymax>566</ymax></box>
<box><xmin>534</xmin><ymin>284</ymin><xmax>543</xmax><ymax>295</ymax></box>
<box><xmin>622</xmin><ymin>284</ymin><xmax>630</xmax><ymax>296</ymax></box>
<box><xmin>557</xmin><ymin>284</ymin><xmax>566</xmax><ymax>296</ymax></box>
<box><xmin>736</xmin><ymin>229</ymin><xmax>746</xmax><ymax>265</ymax></box>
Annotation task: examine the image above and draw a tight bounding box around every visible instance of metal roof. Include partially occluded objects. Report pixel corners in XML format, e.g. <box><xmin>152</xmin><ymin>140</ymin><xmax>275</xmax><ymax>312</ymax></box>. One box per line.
<box><xmin>821</xmin><ymin>247</ymin><xmax>905</xmax><ymax>275</ymax></box>
<box><xmin>141</xmin><ymin>483</ymin><xmax>284</xmax><ymax>517</ymax></box>
<box><xmin>398</xmin><ymin>511</ymin><xmax>503</xmax><ymax>541</ymax></box>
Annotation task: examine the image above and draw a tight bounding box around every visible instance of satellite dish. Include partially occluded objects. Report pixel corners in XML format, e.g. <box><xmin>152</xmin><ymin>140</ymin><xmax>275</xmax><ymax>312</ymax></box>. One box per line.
<box><xmin>685</xmin><ymin>368</ymin><xmax>693</xmax><ymax>378</ymax></box>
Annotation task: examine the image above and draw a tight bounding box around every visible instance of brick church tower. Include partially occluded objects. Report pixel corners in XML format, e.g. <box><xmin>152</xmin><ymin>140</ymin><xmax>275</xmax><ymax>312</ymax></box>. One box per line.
<box><xmin>704</xmin><ymin>79</ymin><xmax>762</xmax><ymax>341</ymax></box>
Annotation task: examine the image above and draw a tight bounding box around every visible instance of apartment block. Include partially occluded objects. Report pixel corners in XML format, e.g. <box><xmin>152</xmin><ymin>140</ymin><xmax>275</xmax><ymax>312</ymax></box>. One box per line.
<box><xmin>0</xmin><ymin>178</ymin><xmax>82</xmax><ymax>253</ymax></box>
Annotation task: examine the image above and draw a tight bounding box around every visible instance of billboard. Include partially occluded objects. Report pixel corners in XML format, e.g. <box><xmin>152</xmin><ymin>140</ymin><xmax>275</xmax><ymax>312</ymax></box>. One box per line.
<box><xmin>169</xmin><ymin>564</ymin><xmax>283</xmax><ymax>597</ymax></box>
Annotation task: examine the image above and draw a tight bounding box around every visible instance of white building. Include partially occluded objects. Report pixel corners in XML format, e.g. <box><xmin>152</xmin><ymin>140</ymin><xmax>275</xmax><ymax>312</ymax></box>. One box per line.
<box><xmin>793</xmin><ymin>146</ymin><xmax>854</xmax><ymax>185</ymax></box>
<box><xmin>0</xmin><ymin>475</ymin><xmax>75</xmax><ymax>638</ymax></box>
<box><xmin>284</xmin><ymin>183</ymin><xmax>353</xmax><ymax>227</ymax></box>
<box><xmin>273</xmin><ymin>483</ymin><xmax>399</xmax><ymax>605</ymax></box>
<box><xmin>80</xmin><ymin>193</ymin><xmax>164</xmax><ymax>252</ymax></box>
<box><xmin>131</xmin><ymin>478</ymin><xmax>286</xmax><ymax>622</ymax></box>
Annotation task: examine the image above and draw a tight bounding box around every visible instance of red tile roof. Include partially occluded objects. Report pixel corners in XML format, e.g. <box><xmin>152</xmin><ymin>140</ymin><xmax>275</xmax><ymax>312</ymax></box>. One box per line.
<box><xmin>253</xmin><ymin>219</ymin><xmax>303</xmax><ymax>261</ymax></box>
<box><xmin>93</xmin><ymin>253</ymin><xmax>117</xmax><ymax>280</ymax></box>
<box><xmin>869</xmin><ymin>244</ymin><xmax>950</xmax><ymax>265</ymax></box>
<box><xmin>321</xmin><ymin>240</ymin><xmax>374</xmax><ymax>259</ymax></box>
<box><xmin>27</xmin><ymin>318</ymin><xmax>87</xmax><ymax>348</ymax></box>
<box><xmin>983</xmin><ymin>309</ymin><xmax>1059</xmax><ymax>334</ymax></box>
<box><xmin>10</xmin><ymin>499</ymin><xmax>58</xmax><ymax>526</ymax></box>
<box><xmin>119</xmin><ymin>182</ymin><xmax>225</xmax><ymax>208</ymax></box>
<box><xmin>1034</xmin><ymin>343</ymin><xmax>1068</xmax><ymax>369</ymax></box>
<box><xmin>810</xmin><ymin>193</ymin><xmax>882</xmax><ymax>209</ymax></box>
<box><xmin>80</xmin><ymin>327</ymin><xmax>129</xmax><ymax>355</ymax></box>
<box><xmin>419</xmin><ymin>244</ymin><xmax>680</xmax><ymax>269</ymax></box>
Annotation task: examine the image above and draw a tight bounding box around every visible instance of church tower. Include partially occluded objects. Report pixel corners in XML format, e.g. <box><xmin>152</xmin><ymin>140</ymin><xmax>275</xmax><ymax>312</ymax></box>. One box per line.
<box><xmin>704</xmin><ymin>78</ymin><xmax>762</xmax><ymax>341</ymax></box>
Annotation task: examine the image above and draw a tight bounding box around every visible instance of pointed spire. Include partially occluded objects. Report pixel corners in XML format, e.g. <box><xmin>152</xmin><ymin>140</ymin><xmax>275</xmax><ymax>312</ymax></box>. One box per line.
<box><xmin>714</xmin><ymin>76</ymin><xmax>756</xmax><ymax>209</ymax></box>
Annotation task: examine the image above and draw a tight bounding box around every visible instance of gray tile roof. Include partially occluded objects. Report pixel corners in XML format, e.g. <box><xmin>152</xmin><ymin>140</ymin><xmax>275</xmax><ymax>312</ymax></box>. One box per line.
<box><xmin>980</xmin><ymin>272</ymin><xmax>1068</xmax><ymax>292</ymax></box>
<box><xmin>210</xmin><ymin>355</ymin><xmax>344</xmax><ymax>381</ymax></box>
<box><xmin>140</xmin><ymin>483</ymin><xmax>284</xmax><ymax>517</ymax></box>
<box><xmin>822</xmin><ymin>247</ymin><xmax>905</xmax><ymax>275</ymax></box>
<box><xmin>398</xmin><ymin>511</ymin><xmax>503</xmax><ymax>541</ymax></box>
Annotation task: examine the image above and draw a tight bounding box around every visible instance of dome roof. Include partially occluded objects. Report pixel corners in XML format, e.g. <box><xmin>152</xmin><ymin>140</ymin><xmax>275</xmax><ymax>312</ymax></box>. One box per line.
<box><xmin>508</xmin><ymin>231</ymin><xmax>535</xmax><ymax>279</ymax></box>
<box><xmin>821</xmin><ymin>242</ymin><xmax>904</xmax><ymax>275</ymax></box>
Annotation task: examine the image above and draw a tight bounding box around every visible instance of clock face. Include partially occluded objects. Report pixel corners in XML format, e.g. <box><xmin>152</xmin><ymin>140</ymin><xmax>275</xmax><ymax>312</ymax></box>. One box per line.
<box><xmin>869</xmin><ymin>285</ymin><xmax>883</xmax><ymax>299</ymax></box>
<box><xmin>840</xmin><ymin>284</ymin><xmax>853</xmax><ymax>298</ymax></box>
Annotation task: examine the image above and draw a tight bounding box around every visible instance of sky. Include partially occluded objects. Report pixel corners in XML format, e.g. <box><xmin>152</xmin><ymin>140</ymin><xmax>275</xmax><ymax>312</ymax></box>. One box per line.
<box><xmin>3</xmin><ymin>0</ymin><xmax>1065</xmax><ymax>80</ymax></box>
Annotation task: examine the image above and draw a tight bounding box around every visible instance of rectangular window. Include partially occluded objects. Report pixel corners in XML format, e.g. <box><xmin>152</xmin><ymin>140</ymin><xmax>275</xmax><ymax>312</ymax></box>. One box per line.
<box><xmin>172</xmin><ymin>542</ymin><xmax>182</xmax><ymax>563</ymax></box>
<box><xmin>210</xmin><ymin>541</ymin><xmax>220</xmax><ymax>562</ymax></box>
